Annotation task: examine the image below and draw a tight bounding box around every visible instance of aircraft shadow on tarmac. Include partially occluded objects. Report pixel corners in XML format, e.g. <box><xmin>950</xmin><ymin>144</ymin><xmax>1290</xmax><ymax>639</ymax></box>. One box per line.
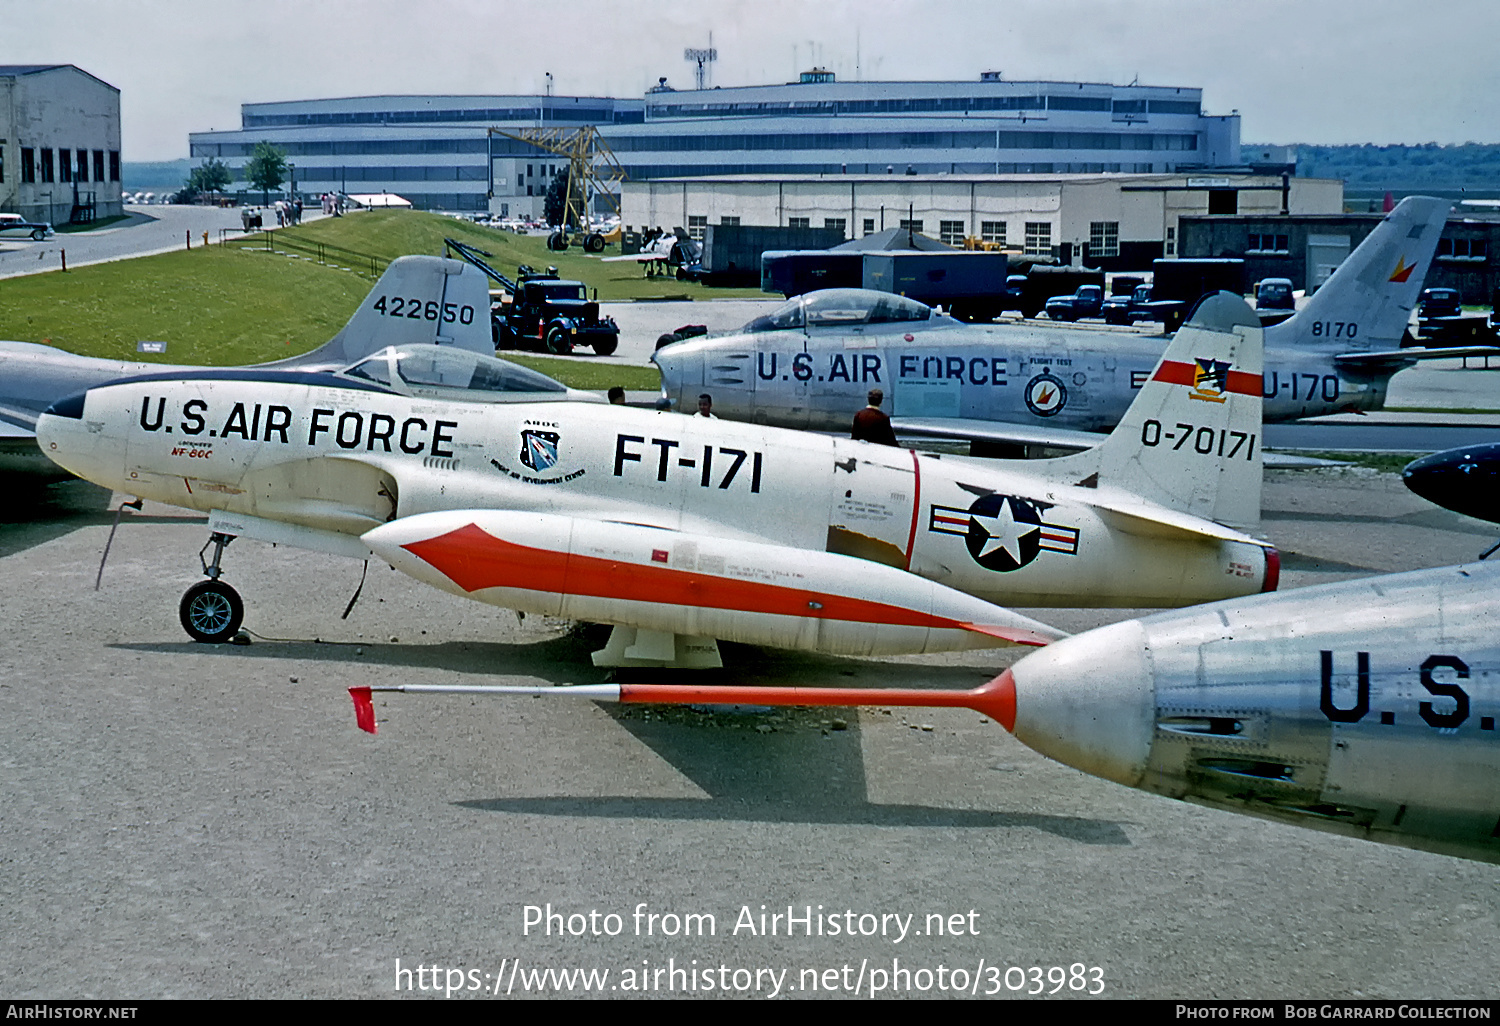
<box><xmin>0</xmin><ymin>478</ymin><xmax>199</xmax><ymax>559</ymax></box>
<box><xmin>108</xmin><ymin>629</ymin><xmax>1130</xmax><ymax>844</ymax></box>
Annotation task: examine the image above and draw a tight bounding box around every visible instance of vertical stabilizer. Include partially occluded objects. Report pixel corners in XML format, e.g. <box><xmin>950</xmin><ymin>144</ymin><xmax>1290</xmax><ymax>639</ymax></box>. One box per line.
<box><xmin>1266</xmin><ymin>195</ymin><xmax>1448</xmax><ymax>354</ymax></box>
<box><xmin>1044</xmin><ymin>293</ymin><xmax>1265</xmax><ymax>530</ymax></box>
<box><xmin>276</xmin><ymin>256</ymin><xmax>494</xmax><ymax>368</ymax></box>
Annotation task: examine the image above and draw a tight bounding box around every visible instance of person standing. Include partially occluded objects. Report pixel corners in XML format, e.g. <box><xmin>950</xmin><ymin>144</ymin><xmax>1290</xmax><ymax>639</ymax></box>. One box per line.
<box><xmin>851</xmin><ymin>388</ymin><xmax>898</xmax><ymax>445</ymax></box>
<box><xmin>695</xmin><ymin>393</ymin><xmax>718</xmax><ymax>418</ymax></box>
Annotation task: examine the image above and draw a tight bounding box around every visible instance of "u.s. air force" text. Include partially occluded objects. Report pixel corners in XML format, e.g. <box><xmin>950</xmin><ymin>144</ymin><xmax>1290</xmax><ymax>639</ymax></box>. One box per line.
<box><xmin>137</xmin><ymin>397</ymin><xmax>458</xmax><ymax>456</ymax></box>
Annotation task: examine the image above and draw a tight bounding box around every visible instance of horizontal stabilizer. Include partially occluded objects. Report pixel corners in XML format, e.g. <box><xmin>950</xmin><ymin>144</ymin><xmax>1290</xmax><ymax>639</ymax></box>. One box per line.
<box><xmin>1335</xmin><ymin>345</ymin><xmax>1500</xmax><ymax>369</ymax></box>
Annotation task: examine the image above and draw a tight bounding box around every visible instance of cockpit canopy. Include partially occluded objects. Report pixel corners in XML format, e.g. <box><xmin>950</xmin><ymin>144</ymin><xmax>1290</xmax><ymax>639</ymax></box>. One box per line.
<box><xmin>344</xmin><ymin>344</ymin><xmax>569</xmax><ymax>401</ymax></box>
<box><xmin>742</xmin><ymin>289</ymin><xmax>934</xmax><ymax>333</ymax></box>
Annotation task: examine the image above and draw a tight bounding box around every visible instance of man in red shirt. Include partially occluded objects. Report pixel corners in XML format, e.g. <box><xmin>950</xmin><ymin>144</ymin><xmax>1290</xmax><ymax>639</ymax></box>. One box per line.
<box><xmin>851</xmin><ymin>388</ymin><xmax>898</xmax><ymax>446</ymax></box>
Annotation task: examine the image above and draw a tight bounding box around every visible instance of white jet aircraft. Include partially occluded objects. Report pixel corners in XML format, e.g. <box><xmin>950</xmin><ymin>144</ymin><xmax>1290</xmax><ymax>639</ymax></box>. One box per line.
<box><xmin>601</xmin><ymin>228</ymin><xmax>701</xmax><ymax>278</ymax></box>
<box><xmin>0</xmin><ymin>255</ymin><xmax>496</xmax><ymax>477</ymax></box>
<box><xmin>653</xmin><ymin>196</ymin><xmax>1495</xmax><ymax>453</ymax></box>
<box><xmin>38</xmin><ymin>294</ymin><xmax>1276</xmax><ymax>667</ymax></box>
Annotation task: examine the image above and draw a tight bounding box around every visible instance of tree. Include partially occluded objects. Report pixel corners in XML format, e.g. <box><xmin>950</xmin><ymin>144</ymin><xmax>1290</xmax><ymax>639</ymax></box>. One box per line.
<box><xmin>244</xmin><ymin>142</ymin><xmax>288</xmax><ymax>205</ymax></box>
<box><xmin>187</xmin><ymin>158</ymin><xmax>233</xmax><ymax>202</ymax></box>
<box><xmin>544</xmin><ymin>166</ymin><xmax>571</xmax><ymax>228</ymax></box>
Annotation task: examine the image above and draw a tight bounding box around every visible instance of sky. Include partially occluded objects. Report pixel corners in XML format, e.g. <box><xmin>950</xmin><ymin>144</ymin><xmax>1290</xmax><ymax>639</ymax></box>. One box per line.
<box><xmin>3</xmin><ymin>0</ymin><xmax>1497</xmax><ymax>161</ymax></box>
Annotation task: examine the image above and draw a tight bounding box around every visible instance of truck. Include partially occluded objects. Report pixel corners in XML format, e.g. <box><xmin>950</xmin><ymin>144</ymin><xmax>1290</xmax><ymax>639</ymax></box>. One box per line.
<box><xmin>860</xmin><ymin>251</ymin><xmax>1012</xmax><ymax>321</ymax></box>
<box><xmin>1102</xmin><ymin>283</ymin><xmax>1159</xmax><ymax>325</ymax></box>
<box><xmin>1150</xmin><ymin>258</ymin><xmax>1246</xmax><ymax>331</ymax></box>
<box><xmin>495</xmin><ymin>268</ymin><xmax>620</xmax><ymax>355</ymax></box>
<box><xmin>760</xmin><ymin>250</ymin><xmax>865</xmax><ymax>297</ymax></box>
<box><xmin>444</xmin><ymin>238</ymin><xmax>620</xmax><ymax>356</ymax></box>
<box><xmin>1016</xmin><ymin>266</ymin><xmax>1105</xmax><ymax>319</ymax></box>
<box><xmin>705</xmin><ymin>225</ymin><xmax>845</xmax><ymax>287</ymax></box>
<box><xmin>1043</xmin><ymin>284</ymin><xmax>1105</xmax><ymax>321</ymax></box>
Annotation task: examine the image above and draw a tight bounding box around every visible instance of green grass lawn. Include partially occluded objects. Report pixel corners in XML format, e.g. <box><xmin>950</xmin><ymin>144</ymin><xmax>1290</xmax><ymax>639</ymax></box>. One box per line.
<box><xmin>246</xmin><ymin>209</ymin><xmax>767</xmax><ymax>301</ymax></box>
<box><xmin>0</xmin><ymin>245</ymin><xmax>367</xmax><ymax>364</ymax></box>
<box><xmin>0</xmin><ymin>208</ymin><xmax>724</xmax><ymax>387</ymax></box>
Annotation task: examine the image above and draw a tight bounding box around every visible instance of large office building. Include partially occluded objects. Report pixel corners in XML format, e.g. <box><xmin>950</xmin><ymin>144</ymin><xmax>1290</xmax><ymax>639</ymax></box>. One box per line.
<box><xmin>0</xmin><ymin>64</ymin><xmax>123</xmax><ymax>225</ymax></box>
<box><xmin>187</xmin><ymin>72</ymin><xmax>1244</xmax><ymax>216</ymax></box>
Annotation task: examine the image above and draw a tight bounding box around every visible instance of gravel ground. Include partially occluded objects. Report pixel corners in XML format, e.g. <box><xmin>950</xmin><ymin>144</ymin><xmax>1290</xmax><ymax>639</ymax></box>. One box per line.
<box><xmin>0</xmin><ymin>469</ymin><xmax>1495</xmax><ymax>1000</ymax></box>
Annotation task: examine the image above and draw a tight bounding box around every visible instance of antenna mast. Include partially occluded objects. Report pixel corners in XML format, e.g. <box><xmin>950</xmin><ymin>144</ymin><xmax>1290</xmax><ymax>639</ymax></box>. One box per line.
<box><xmin>683</xmin><ymin>45</ymin><xmax>717</xmax><ymax>90</ymax></box>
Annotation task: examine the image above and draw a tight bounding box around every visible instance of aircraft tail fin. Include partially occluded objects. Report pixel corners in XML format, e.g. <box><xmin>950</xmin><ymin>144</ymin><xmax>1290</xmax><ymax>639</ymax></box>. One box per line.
<box><xmin>1266</xmin><ymin>195</ymin><xmax>1448</xmax><ymax>354</ymax></box>
<box><xmin>272</xmin><ymin>255</ymin><xmax>493</xmax><ymax>369</ymax></box>
<box><xmin>1044</xmin><ymin>293</ymin><xmax>1265</xmax><ymax>531</ymax></box>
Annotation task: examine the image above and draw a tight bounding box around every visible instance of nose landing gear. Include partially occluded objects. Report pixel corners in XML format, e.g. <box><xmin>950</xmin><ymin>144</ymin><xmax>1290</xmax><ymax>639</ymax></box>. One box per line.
<box><xmin>179</xmin><ymin>532</ymin><xmax>244</xmax><ymax>643</ymax></box>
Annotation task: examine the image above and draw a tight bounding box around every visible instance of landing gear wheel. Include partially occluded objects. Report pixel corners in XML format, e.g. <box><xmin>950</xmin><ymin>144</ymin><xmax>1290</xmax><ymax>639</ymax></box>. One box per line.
<box><xmin>547</xmin><ymin>231</ymin><xmax>568</xmax><ymax>252</ymax></box>
<box><xmin>545</xmin><ymin>325</ymin><xmax>574</xmax><ymax>355</ymax></box>
<box><xmin>584</xmin><ymin>233</ymin><xmax>605</xmax><ymax>253</ymax></box>
<box><xmin>179</xmin><ymin>580</ymin><xmax>244</xmax><ymax>643</ymax></box>
<box><xmin>591</xmin><ymin>335</ymin><xmax>618</xmax><ymax>356</ymax></box>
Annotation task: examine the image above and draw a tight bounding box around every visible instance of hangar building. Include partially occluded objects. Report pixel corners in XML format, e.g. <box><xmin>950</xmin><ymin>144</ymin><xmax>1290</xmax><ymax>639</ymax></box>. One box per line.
<box><xmin>0</xmin><ymin>64</ymin><xmax>123</xmax><ymax>225</ymax></box>
<box><xmin>622</xmin><ymin>172</ymin><xmax>1344</xmax><ymax>270</ymax></box>
<box><xmin>187</xmin><ymin>72</ymin><xmax>1245</xmax><ymax>217</ymax></box>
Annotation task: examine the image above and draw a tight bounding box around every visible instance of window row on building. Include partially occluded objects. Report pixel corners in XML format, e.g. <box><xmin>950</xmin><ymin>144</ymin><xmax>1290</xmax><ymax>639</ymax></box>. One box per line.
<box><xmin>293</xmin><ymin>165</ymin><xmax>488</xmax><ymax>183</ymax></box>
<box><xmin>609</xmin><ymin>129</ymin><xmax>1199</xmax><ymax>153</ymax></box>
<box><xmin>10</xmin><ymin>146</ymin><xmax>119</xmax><ymax>184</ymax></box>
<box><xmin>645</xmin><ymin>96</ymin><xmax>1201</xmax><ymax>119</ymax></box>
<box><xmin>243</xmin><ymin>106</ymin><xmax>643</xmax><ymax>128</ymax></box>
<box><xmin>619</xmin><ymin>161</ymin><xmax>1165</xmax><ymax>178</ymax></box>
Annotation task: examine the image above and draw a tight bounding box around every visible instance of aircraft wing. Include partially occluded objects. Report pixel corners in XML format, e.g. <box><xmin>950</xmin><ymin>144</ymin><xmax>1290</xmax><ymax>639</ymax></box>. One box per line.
<box><xmin>893</xmin><ymin>415</ymin><xmax>1105</xmax><ymax>451</ymax></box>
<box><xmin>1334</xmin><ymin>345</ymin><xmax>1500</xmax><ymax>369</ymax></box>
<box><xmin>892</xmin><ymin>416</ymin><xmax>1344</xmax><ymax>469</ymax></box>
<box><xmin>601</xmin><ymin>252</ymin><xmax>666</xmax><ymax>264</ymax></box>
<box><xmin>0</xmin><ymin>402</ymin><xmax>40</xmax><ymax>437</ymax></box>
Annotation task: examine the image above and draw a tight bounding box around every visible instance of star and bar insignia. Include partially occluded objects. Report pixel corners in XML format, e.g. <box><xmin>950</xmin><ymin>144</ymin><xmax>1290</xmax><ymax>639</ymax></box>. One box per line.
<box><xmin>929</xmin><ymin>494</ymin><xmax>1080</xmax><ymax>572</ymax></box>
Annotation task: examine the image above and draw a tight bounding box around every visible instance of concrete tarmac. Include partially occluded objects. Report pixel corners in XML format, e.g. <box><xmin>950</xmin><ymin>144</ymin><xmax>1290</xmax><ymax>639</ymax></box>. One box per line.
<box><xmin>1</xmin><ymin>469</ymin><xmax>1496</xmax><ymax>999</ymax></box>
<box><xmin>0</xmin><ymin>204</ymin><xmax>253</xmax><ymax>279</ymax></box>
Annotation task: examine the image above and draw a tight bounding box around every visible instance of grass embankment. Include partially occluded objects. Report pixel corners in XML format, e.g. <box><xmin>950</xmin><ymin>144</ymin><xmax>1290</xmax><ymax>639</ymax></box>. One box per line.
<box><xmin>0</xmin><ymin>209</ymin><xmax>713</xmax><ymax>388</ymax></box>
<box><xmin>0</xmin><ymin>246</ymin><xmax>366</xmax><ymax>364</ymax></box>
<box><xmin>245</xmin><ymin>209</ymin><xmax>767</xmax><ymax>302</ymax></box>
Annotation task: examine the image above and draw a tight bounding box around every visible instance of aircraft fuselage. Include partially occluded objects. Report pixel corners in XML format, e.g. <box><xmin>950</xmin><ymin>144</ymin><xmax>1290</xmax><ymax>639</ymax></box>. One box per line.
<box><xmin>40</xmin><ymin>375</ymin><xmax>1273</xmax><ymax>609</ymax></box>
<box><xmin>657</xmin><ymin>324</ymin><xmax>1382</xmax><ymax>432</ymax></box>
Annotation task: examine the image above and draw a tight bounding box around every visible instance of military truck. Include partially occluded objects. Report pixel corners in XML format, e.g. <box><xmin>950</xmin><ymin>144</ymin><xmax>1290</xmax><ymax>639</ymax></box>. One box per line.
<box><xmin>495</xmin><ymin>268</ymin><xmax>620</xmax><ymax>355</ymax></box>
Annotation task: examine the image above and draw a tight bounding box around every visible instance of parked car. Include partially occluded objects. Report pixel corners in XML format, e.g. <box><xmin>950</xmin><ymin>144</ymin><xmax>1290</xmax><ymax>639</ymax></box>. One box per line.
<box><xmin>1418</xmin><ymin>288</ymin><xmax>1463</xmax><ymax>321</ymax></box>
<box><xmin>0</xmin><ymin>212</ymin><xmax>54</xmax><ymax>241</ymax></box>
<box><xmin>1254</xmin><ymin>278</ymin><xmax>1296</xmax><ymax>310</ymax></box>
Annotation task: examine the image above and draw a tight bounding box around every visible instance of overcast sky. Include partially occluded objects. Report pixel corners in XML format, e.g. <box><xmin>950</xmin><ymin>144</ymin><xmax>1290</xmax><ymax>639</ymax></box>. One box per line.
<box><xmin>4</xmin><ymin>0</ymin><xmax>1496</xmax><ymax>161</ymax></box>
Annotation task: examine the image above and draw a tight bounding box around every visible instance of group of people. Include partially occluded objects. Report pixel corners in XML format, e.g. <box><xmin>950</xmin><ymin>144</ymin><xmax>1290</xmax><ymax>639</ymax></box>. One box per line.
<box><xmin>609</xmin><ymin>385</ymin><xmax>897</xmax><ymax>444</ymax></box>
<box><xmin>273</xmin><ymin>199</ymin><xmax>303</xmax><ymax>227</ymax></box>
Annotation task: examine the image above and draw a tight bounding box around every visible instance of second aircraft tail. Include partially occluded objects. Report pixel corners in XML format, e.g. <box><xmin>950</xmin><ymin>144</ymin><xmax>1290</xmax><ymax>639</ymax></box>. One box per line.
<box><xmin>1040</xmin><ymin>292</ymin><xmax>1265</xmax><ymax>531</ymax></box>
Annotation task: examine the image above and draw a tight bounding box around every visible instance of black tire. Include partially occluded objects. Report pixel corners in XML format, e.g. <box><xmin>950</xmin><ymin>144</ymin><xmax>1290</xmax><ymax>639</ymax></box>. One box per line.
<box><xmin>545</xmin><ymin>325</ymin><xmax>574</xmax><ymax>355</ymax></box>
<box><xmin>547</xmin><ymin>231</ymin><xmax>567</xmax><ymax>252</ymax></box>
<box><xmin>591</xmin><ymin>334</ymin><xmax>619</xmax><ymax>356</ymax></box>
<box><xmin>584</xmin><ymin>233</ymin><xmax>605</xmax><ymax>253</ymax></box>
<box><xmin>495</xmin><ymin>323</ymin><xmax>518</xmax><ymax>350</ymax></box>
<box><xmin>179</xmin><ymin>580</ymin><xmax>244</xmax><ymax>644</ymax></box>
<box><xmin>655</xmin><ymin>332</ymin><xmax>682</xmax><ymax>350</ymax></box>
<box><xmin>31</xmin><ymin>228</ymin><xmax>46</xmax><ymax>241</ymax></box>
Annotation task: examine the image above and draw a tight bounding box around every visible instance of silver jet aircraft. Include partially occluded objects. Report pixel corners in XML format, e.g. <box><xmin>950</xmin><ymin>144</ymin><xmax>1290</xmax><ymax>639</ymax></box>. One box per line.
<box><xmin>0</xmin><ymin>255</ymin><xmax>496</xmax><ymax>476</ymax></box>
<box><xmin>655</xmin><ymin>196</ymin><xmax>1490</xmax><ymax>452</ymax></box>
<box><xmin>353</xmin><ymin>559</ymin><xmax>1500</xmax><ymax>865</ymax></box>
<box><xmin>38</xmin><ymin>295</ymin><xmax>1275</xmax><ymax>667</ymax></box>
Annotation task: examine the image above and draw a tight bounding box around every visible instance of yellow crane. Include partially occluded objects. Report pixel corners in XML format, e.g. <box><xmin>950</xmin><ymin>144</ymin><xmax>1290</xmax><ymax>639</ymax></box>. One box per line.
<box><xmin>489</xmin><ymin>126</ymin><xmax>626</xmax><ymax>251</ymax></box>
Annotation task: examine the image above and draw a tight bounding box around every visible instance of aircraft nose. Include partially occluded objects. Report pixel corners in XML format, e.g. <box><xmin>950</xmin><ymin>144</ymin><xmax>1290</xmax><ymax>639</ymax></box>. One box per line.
<box><xmin>998</xmin><ymin>619</ymin><xmax>1156</xmax><ymax>787</ymax></box>
<box><xmin>1402</xmin><ymin>444</ymin><xmax>1500</xmax><ymax>523</ymax></box>
<box><xmin>651</xmin><ymin>345</ymin><xmax>702</xmax><ymax>406</ymax></box>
